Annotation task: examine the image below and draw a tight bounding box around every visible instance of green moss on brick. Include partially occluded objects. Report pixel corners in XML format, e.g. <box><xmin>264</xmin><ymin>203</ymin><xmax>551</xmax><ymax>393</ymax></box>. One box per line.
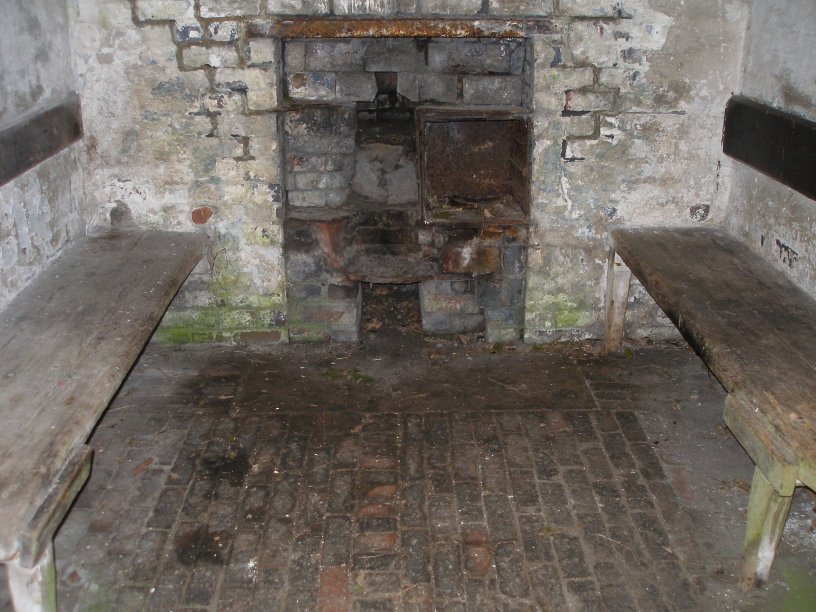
<box><xmin>156</xmin><ymin>303</ymin><xmax>288</xmax><ymax>344</ymax></box>
<box><xmin>221</xmin><ymin>308</ymin><xmax>256</xmax><ymax>329</ymax></box>
<box><xmin>153</xmin><ymin>326</ymin><xmax>194</xmax><ymax>344</ymax></box>
<box><xmin>527</xmin><ymin>292</ymin><xmax>587</xmax><ymax>326</ymax></box>
<box><xmin>554</xmin><ymin>308</ymin><xmax>587</xmax><ymax>328</ymax></box>
<box><xmin>162</xmin><ymin>307</ymin><xmax>221</xmax><ymax>330</ymax></box>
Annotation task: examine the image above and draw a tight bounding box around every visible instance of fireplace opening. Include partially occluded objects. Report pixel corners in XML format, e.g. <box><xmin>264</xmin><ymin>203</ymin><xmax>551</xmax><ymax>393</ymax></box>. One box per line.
<box><xmin>282</xmin><ymin>36</ymin><xmax>532</xmax><ymax>343</ymax></box>
<box><xmin>361</xmin><ymin>283</ymin><xmax>422</xmax><ymax>335</ymax></box>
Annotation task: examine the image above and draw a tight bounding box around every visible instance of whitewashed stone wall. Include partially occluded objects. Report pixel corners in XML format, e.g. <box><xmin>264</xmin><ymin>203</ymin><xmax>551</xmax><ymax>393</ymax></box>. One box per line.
<box><xmin>0</xmin><ymin>0</ymin><xmax>87</xmax><ymax>309</ymax></box>
<box><xmin>725</xmin><ymin>0</ymin><xmax>816</xmax><ymax>299</ymax></box>
<box><xmin>525</xmin><ymin>1</ymin><xmax>749</xmax><ymax>341</ymax></box>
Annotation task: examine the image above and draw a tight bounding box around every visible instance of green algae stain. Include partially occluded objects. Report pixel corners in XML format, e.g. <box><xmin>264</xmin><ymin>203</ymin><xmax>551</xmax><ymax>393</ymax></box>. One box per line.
<box><xmin>320</xmin><ymin>367</ymin><xmax>374</xmax><ymax>384</ymax></box>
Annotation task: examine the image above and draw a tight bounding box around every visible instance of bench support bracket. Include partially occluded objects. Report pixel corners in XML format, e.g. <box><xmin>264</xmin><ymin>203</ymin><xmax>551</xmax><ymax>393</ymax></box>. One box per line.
<box><xmin>740</xmin><ymin>466</ymin><xmax>793</xmax><ymax>590</ymax></box>
<box><xmin>7</xmin><ymin>542</ymin><xmax>57</xmax><ymax>612</ymax></box>
<box><xmin>603</xmin><ymin>250</ymin><xmax>631</xmax><ymax>353</ymax></box>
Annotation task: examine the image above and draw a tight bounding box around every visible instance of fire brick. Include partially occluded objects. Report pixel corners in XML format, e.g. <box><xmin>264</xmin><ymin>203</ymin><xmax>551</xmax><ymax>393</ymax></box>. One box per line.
<box><xmin>462</xmin><ymin>75</ymin><xmax>523</xmax><ymax>106</ymax></box>
<box><xmin>327</xmin><ymin>283</ymin><xmax>359</xmax><ymax>300</ymax></box>
<box><xmin>288</xmin><ymin>72</ymin><xmax>336</xmax><ymax>100</ymax></box>
<box><xmin>304</xmin><ymin>39</ymin><xmax>366</xmax><ymax>71</ymax></box>
<box><xmin>335</xmin><ymin>72</ymin><xmax>378</xmax><ymax>102</ymax></box>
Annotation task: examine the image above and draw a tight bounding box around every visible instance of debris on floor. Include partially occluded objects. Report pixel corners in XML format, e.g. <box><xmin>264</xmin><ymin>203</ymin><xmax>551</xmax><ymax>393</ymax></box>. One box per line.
<box><xmin>1</xmin><ymin>338</ymin><xmax>813</xmax><ymax>611</ymax></box>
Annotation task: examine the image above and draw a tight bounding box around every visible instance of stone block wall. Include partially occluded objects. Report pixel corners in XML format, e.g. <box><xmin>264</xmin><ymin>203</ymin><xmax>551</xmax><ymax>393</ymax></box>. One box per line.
<box><xmin>420</xmin><ymin>226</ymin><xmax>527</xmax><ymax>342</ymax></box>
<box><xmin>280</xmin><ymin>37</ymin><xmax>528</xmax><ymax>214</ymax></box>
<box><xmin>71</xmin><ymin>0</ymin><xmax>287</xmax><ymax>344</ymax></box>
<box><xmin>283</xmin><ymin>38</ymin><xmax>526</xmax><ymax>106</ymax></box>
<box><xmin>1</xmin><ymin>0</ymin><xmax>87</xmax><ymax>309</ymax></box>
<box><xmin>280</xmin><ymin>35</ymin><xmax>531</xmax><ymax>342</ymax></box>
<box><xmin>523</xmin><ymin>0</ymin><xmax>748</xmax><ymax>342</ymax></box>
<box><xmin>67</xmin><ymin>0</ymin><xmax>748</xmax><ymax>343</ymax></box>
<box><xmin>284</xmin><ymin>106</ymin><xmax>357</xmax><ymax>212</ymax></box>
<box><xmin>284</xmin><ymin>217</ymin><xmax>364</xmax><ymax>342</ymax></box>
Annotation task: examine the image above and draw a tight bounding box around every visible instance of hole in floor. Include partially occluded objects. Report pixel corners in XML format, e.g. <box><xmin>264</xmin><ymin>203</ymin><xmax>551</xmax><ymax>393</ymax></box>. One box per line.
<box><xmin>361</xmin><ymin>282</ymin><xmax>422</xmax><ymax>335</ymax></box>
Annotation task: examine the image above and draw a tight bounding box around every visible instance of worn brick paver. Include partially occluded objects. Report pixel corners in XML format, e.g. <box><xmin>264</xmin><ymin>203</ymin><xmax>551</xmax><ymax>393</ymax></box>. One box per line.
<box><xmin>1</xmin><ymin>337</ymin><xmax>813</xmax><ymax>611</ymax></box>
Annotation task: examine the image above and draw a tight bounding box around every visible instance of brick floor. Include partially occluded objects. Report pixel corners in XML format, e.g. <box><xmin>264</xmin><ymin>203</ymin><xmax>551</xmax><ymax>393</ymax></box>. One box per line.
<box><xmin>2</xmin><ymin>334</ymin><xmax>814</xmax><ymax>610</ymax></box>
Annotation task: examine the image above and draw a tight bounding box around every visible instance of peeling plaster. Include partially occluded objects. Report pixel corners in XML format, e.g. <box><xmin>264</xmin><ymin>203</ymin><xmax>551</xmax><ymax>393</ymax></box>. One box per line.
<box><xmin>61</xmin><ymin>0</ymin><xmax>751</xmax><ymax>342</ymax></box>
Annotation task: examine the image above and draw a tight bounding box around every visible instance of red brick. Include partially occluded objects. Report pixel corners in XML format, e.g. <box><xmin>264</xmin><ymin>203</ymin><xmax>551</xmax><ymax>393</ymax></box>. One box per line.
<box><xmin>355</xmin><ymin>532</ymin><xmax>398</xmax><ymax>552</ymax></box>
<box><xmin>366</xmin><ymin>484</ymin><xmax>397</xmax><ymax>499</ymax></box>
<box><xmin>465</xmin><ymin>544</ymin><xmax>492</xmax><ymax>577</ymax></box>
<box><xmin>191</xmin><ymin>206</ymin><xmax>213</xmax><ymax>224</ymax></box>
<box><xmin>357</xmin><ymin>503</ymin><xmax>393</xmax><ymax>518</ymax></box>
<box><xmin>462</xmin><ymin>526</ymin><xmax>490</xmax><ymax>546</ymax></box>
<box><xmin>316</xmin><ymin>221</ymin><xmax>343</xmax><ymax>268</ymax></box>
<box><xmin>441</xmin><ymin>245</ymin><xmax>500</xmax><ymax>274</ymax></box>
<box><xmin>318</xmin><ymin>566</ymin><xmax>349</xmax><ymax>612</ymax></box>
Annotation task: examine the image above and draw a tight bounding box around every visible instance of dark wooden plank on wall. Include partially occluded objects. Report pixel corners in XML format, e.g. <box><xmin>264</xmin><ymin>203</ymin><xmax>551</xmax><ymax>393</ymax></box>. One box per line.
<box><xmin>723</xmin><ymin>96</ymin><xmax>816</xmax><ymax>200</ymax></box>
<box><xmin>0</xmin><ymin>94</ymin><xmax>83</xmax><ymax>187</ymax></box>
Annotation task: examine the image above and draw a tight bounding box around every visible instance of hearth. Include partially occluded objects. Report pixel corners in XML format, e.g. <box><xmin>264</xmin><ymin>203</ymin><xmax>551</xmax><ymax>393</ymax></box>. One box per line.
<box><xmin>282</xmin><ymin>36</ymin><xmax>531</xmax><ymax>342</ymax></box>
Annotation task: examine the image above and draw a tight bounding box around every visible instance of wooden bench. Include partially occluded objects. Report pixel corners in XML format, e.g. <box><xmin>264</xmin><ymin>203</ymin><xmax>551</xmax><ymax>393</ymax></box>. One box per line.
<box><xmin>605</xmin><ymin>226</ymin><xmax>816</xmax><ymax>590</ymax></box>
<box><xmin>0</xmin><ymin>228</ymin><xmax>202</xmax><ymax>610</ymax></box>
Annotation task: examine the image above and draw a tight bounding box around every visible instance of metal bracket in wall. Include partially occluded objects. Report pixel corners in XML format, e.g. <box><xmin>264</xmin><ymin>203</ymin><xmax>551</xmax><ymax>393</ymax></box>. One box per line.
<box><xmin>0</xmin><ymin>94</ymin><xmax>83</xmax><ymax>187</ymax></box>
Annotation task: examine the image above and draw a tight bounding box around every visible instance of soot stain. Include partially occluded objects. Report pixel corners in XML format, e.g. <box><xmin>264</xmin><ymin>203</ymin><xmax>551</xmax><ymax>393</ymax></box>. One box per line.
<box><xmin>175</xmin><ymin>526</ymin><xmax>227</xmax><ymax>566</ymax></box>
<box><xmin>201</xmin><ymin>446</ymin><xmax>251</xmax><ymax>487</ymax></box>
<box><xmin>775</xmin><ymin>238</ymin><xmax>799</xmax><ymax>268</ymax></box>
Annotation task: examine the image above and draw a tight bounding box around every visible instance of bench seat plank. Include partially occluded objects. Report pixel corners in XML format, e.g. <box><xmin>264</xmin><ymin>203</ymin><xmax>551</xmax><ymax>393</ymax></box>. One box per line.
<box><xmin>0</xmin><ymin>228</ymin><xmax>203</xmax><ymax>561</ymax></box>
<box><xmin>611</xmin><ymin>226</ymin><xmax>816</xmax><ymax>588</ymax></box>
<box><xmin>611</xmin><ymin>227</ymin><xmax>816</xmax><ymax>482</ymax></box>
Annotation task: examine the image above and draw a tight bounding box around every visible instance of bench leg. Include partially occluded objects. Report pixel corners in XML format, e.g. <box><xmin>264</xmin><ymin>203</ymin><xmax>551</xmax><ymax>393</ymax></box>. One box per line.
<box><xmin>603</xmin><ymin>251</ymin><xmax>632</xmax><ymax>354</ymax></box>
<box><xmin>6</xmin><ymin>542</ymin><xmax>57</xmax><ymax>612</ymax></box>
<box><xmin>740</xmin><ymin>466</ymin><xmax>793</xmax><ymax>590</ymax></box>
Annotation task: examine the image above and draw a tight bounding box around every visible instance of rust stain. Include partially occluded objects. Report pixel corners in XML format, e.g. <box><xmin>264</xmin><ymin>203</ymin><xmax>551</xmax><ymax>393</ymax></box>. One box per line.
<box><xmin>265</xmin><ymin>18</ymin><xmax>555</xmax><ymax>39</ymax></box>
<box><xmin>441</xmin><ymin>244</ymin><xmax>501</xmax><ymax>274</ymax></box>
<box><xmin>316</xmin><ymin>221</ymin><xmax>344</xmax><ymax>269</ymax></box>
<box><xmin>191</xmin><ymin>206</ymin><xmax>213</xmax><ymax>225</ymax></box>
<box><xmin>478</xmin><ymin>226</ymin><xmax>505</xmax><ymax>241</ymax></box>
<box><xmin>131</xmin><ymin>457</ymin><xmax>153</xmax><ymax>476</ymax></box>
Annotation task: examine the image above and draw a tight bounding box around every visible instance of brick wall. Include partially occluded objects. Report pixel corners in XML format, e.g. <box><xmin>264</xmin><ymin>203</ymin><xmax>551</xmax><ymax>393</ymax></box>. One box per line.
<box><xmin>70</xmin><ymin>0</ymin><xmax>748</xmax><ymax>343</ymax></box>
<box><xmin>278</xmin><ymin>35</ymin><xmax>532</xmax><ymax>342</ymax></box>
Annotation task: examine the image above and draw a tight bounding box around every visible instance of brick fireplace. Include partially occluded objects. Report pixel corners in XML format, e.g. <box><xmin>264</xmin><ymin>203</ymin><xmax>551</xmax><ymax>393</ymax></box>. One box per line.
<box><xmin>281</xmin><ymin>34</ymin><xmax>533</xmax><ymax>342</ymax></box>
<box><xmin>65</xmin><ymin>2</ymin><xmax>743</xmax><ymax>345</ymax></box>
